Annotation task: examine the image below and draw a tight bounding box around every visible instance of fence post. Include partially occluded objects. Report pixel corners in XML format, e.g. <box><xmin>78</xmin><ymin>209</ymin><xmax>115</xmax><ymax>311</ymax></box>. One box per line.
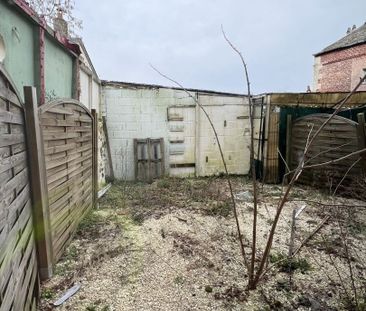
<box><xmin>91</xmin><ymin>109</ymin><xmax>98</xmax><ymax>208</ymax></box>
<box><xmin>357</xmin><ymin>112</ymin><xmax>366</xmax><ymax>174</ymax></box>
<box><xmin>23</xmin><ymin>86</ymin><xmax>53</xmax><ymax>280</ymax></box>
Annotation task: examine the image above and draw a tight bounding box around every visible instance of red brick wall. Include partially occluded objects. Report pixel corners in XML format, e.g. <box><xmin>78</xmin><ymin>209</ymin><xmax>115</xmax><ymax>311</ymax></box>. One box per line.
<box><xmin>314</xmin><ymin>44</ymin><xmax>366</xmax><ymax>92</ymax></box>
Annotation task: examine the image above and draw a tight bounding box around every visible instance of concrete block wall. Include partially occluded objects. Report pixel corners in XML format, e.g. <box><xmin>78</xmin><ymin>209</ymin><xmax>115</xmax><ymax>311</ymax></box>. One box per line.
<box><xmin>103</xmin><ymin>83</ymin><xmax>253</xmax><ymax>180</ymax></box>
<box><xmin>196</xmin><ymin>94</ymin><xmax>251</xmax><ymax>176</ymax></box>
<box><xmin>104</xmin><ymin>85</ymin><xmax>173</xmax><ymax>180</ymax></box>
<box><xmin>314</xmin><ymin>44</ymin><xmax>366</xmax><ymax>92</ymax></box>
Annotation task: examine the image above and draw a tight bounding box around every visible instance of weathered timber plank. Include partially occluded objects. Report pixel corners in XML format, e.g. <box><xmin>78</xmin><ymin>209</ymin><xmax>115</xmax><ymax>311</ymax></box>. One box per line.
<box><xmin>0</xmin><ymin>133</ymin><xmax>24</xmax><ymax>148</ymax></box>
<box><xmin>46</xmin><ymin>150</ymin><xmax>92</xmax><ymax>170</ymax></box>
<box><xmin>48</xmin><ymin>169</ymin><xmax>92</xmax><ymax>201</ymax></box>
<box><xmin>0</xmin><ymin>109</ymin><xmax>24</xmax><ymax>125</ymax></box>
<box><xmin>47</xmin><ymin>159</ymin><xmax>93</xmax><ymax>187</ymax></box>
<box><xmin>0</xmin><ymin>151</ymin><xmax>27</xmax><ymax>174</ymax></box>
<box><xmin>45</xmin><ymin>144</ymin><xmax>91</xmax><ymax>161</ymax></box>
<box><xmin>42</xmin><ymin>132</ymin><xmax>80</xmax><ymax>141</ymax></box>
<box><xmin>50</xmin><ymin>180</ymin><xmax>92</xmax><ymax>226</ymax></box>
<box><xmin>46</xmin><ymin>107</ymin><xmax>74</xmax><ymax>115</ymax></box>
<box><xmin>0</xmin><ymin>168</ymin><xmax>28</xmax><ymax>202</ymax></box>
<box><xmin>44</xmin><ymin>143</ymin><xmax>77</xmax><ymax>155</ymax></box>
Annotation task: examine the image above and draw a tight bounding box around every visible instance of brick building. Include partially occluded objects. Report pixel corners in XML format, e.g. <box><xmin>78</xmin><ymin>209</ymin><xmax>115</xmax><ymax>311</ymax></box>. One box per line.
<box><xmin>313</xmin><ymin>23</ymin><xmax>366</xmax><ymax>92</ymax></box>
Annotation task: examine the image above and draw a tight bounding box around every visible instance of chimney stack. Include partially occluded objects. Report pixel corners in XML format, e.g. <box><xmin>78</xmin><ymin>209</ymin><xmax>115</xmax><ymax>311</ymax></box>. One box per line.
<box><xmin>53</xmin><ymin>7</ymin><xmax>69</xmax><ymax>37</ymax></box>
<box><xmin>347</xmin><ymin>27</ymin><xmax>351</xmax><ymax>34</ymax></box>
<box><xmin>352</xmin><ymin>24</ymin><xmax>356</xmax><ymax>31</ymax></box>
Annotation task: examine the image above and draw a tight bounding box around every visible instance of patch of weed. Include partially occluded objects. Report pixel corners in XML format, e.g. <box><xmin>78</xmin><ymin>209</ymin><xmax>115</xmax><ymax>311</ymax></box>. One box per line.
<box><xmin>131</xmin><ymin>211</ymin><xmax>145</xmax><ymax>225</ymax></box>
<box><xmin>174</xmin><ymin>275</ymin><xmax>185</xmax><ymax>285</ymax></box>
<box><xmin>270</xmin><ymin>252</ymin><xmax>311</xmax><ymax>273</ymax></box>
<box><xmin>99</xmin><ymin>182</ymin><xmax>128</xmax><ymax>209</ymax></box>
<box><xmin>206</xmin><ymin>201</ymin><xmax>232</xmax><ymax>217</ymax></box>
<box><xmin>77</xmin><ymin>211</ymin><xmax>105</xmax><ymax>233</ymax></box>
<box><xmin>64</xmin><ymin>244</ymin><xmax>78</xmax><ymax>261</ymax></box>
<box><xmin>156</xmin><ymin>178</ymin><xmax>171</xmax><ymax>189</ymax></box>
<box><xmin>41</xmin><ymin>288</ymin><xmax>55</xmax><ymax>299</ymax></box>
<box><xmin>348</xmin><ymin>220</ymin><xmax>366</xmax><ymax>236</ymax></box>
<box><xmin>340</xmin><ymin>295</ymin><xmax>366</xmax><ymax>311</ymax></box>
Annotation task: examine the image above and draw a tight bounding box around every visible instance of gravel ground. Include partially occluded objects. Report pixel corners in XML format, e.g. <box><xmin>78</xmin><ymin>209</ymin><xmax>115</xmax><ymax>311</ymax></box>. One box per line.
<box><xmin>39</xmin><ymin>177</ymin><xmax>366</xmax><ymax>311</ymax></box>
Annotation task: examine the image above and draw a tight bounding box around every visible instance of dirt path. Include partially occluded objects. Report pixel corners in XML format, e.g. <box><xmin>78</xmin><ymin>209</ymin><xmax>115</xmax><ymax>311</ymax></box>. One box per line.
<box><xmin>40</xmin><ymin>178</ymin><xmax>366</xmax><ymax>311</ymax></box>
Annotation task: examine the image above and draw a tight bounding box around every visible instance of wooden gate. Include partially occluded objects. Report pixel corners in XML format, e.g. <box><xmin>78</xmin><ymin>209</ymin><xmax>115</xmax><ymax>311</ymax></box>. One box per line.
<box><xmin>0</xmin><ymin>69</ymin><xmax>38</xmax><ymax>310</ymax></box>
<box><xmin>134</xmin><ymin>138</ymin><xmax>165</xmax><ymax>182</ymax></box>
<box><xmin>38</xmin><ymin>99</ymin><xmax>96</xmax><ymax>263</ymax></box>
<box><xmin>289</xmin><ymin>113</ymin><xmax>365</xmax><ymax>192</ymax></box>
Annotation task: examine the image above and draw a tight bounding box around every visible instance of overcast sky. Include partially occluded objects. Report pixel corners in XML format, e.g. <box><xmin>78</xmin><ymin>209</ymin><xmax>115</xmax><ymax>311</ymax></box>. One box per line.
<box><xmin>74</xmin><ymin>0</ymin><xmax>366</xmax><ymax>94</ymax></box>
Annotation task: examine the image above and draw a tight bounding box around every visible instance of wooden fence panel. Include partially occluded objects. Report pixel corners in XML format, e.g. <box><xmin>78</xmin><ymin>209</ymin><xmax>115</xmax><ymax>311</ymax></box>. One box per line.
<box><xmin>290</xmin><ymin>113</ymin><xmax>363</xmax><ymax>192</ymax></box>
<box><xmin>39</xmin><ymin>99</ymin><xmax>95</xmax><ymax>263</ymax></box>
<box><xmin>0</xmin><ymin>70</ymin><xmax>38</xmax><ymax>310</ymax></box>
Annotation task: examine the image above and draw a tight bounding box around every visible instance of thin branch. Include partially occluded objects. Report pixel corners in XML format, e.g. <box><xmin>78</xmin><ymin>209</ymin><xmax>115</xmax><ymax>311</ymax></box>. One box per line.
<box><xmin>307</xmin><ymin>75</ymin><xmax>366</xmax><ymax>150</ymax></box>
<box><xmin>253</xmin><ymin>74</ymin><xmax>366</xmax><ymax>286</ymax></box>
<box><xmin>321</xmin><ymin>234</ymin><xmax>353</xmax><ymax>303</ymax></box>
<box><xmin>305</xmin><ymin>142</ymin><xmax>352</xmax><ymax>165</ymax></box>
<box><xmin>303</xmin><ymin>149</ymin><xmax>365</xmax><ymax>170</ymax></box>
<box><xmin>150</xmin><ymin>64</ymin><xmax>249</xmax><ymax>271</ymax></box>
<box><xmin>333</xmin><ymin>158</ymin><xmax>361</xmax><ymax>196</ymax></box>
<box><xmin>337</xmin><ymin>217</ymin><xmax>359</xmax><ymax>307</ymax></box>
<box><xmin>292</xmin><ymin>215</ymin><xmax>331</xmax><ymax>256</ymax></box>
<box><xmin>277</xmin><ymin>147</ymin><xmax>290</xmax><ymax>173</ymax></box>
<box><xmin>306</xmin><ymin>247</ymin><xmax>352</xmax><ymax>304</ymax></box>
<box><xmin>222</xmin><ymin>25</ymin><xmax>259</xmax><ymax>288</ymax></box>
<box><xmin>288</xmin><ymin>199</ymin><xmax>366</xmax><ymax>209</ymax></box>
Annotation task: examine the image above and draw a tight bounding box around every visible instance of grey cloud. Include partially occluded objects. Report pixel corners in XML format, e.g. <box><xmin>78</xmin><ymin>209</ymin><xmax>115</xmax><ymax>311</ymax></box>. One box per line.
<box><xmin>74</xmin><ymin>0</ymin><xmax>366</xmax><ymax>94</ymax></box>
